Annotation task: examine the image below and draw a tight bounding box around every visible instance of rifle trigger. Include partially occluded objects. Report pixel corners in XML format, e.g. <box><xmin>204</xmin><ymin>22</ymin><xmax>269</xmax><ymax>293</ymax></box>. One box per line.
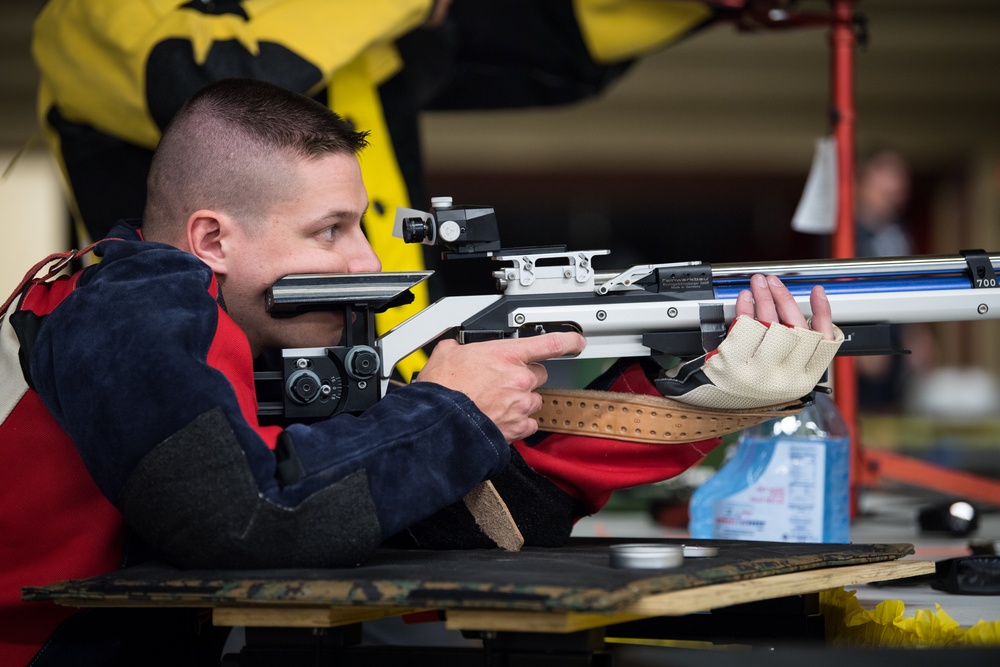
<box><xmin>699</xmin><ymin>303</ymin><xmax>727</xmax><ymax>354</ymax></box>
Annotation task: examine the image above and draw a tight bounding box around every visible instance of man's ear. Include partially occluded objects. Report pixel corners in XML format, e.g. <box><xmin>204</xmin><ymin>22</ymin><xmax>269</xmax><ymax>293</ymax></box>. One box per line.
<box><xmin>187</xmin><ymin>210</ymin><xmax>232</xmax><ymax>274</ymax></box>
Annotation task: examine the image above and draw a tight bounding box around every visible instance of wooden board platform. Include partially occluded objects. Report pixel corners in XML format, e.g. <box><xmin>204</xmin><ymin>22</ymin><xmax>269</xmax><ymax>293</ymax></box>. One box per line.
<box><xmin>23</xmin><ymin>539</ymin><xmax>933</xmax><ymax>633</ymax></box>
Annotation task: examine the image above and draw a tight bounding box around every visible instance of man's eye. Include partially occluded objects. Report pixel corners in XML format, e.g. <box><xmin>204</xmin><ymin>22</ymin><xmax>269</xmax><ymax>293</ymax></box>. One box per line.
<box><xmin>319</xmin><ymin>226</ymin><xmax>340</xmax><ymax>240</ymax></box>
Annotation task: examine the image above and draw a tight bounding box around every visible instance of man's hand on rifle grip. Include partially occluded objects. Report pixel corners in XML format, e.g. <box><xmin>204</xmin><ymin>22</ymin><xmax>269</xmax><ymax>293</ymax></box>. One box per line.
<box><xmin>416</xmin><ymin>332</ymin><xmax>587</xmax><ymax>442</ymax></box>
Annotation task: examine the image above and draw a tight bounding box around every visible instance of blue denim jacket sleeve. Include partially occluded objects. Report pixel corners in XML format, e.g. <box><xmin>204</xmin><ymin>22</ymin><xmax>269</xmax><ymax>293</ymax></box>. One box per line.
<box><xmin>30</xmin><ymin>230</ymin><xmax>509</xmax><ymax>546</ymax></box>
<box><xmin>281</xmin><ymin>382</ymin><xmax>510</xmax><ymax>539</ymax></box>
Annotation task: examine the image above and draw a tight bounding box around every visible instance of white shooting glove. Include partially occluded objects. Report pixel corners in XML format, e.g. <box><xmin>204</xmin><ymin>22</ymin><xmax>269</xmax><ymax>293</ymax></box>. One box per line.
<box><xmin>655</xmin><ymin>315</ymin><xmax>844</xmax><ymax>410</ymax></box>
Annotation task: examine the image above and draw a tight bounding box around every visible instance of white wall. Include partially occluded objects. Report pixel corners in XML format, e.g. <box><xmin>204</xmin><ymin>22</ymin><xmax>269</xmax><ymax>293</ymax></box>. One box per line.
<box><xmin>0</xmin><ymin>150</ymin><xmax>67</xmax><ymax>300</ymax></box>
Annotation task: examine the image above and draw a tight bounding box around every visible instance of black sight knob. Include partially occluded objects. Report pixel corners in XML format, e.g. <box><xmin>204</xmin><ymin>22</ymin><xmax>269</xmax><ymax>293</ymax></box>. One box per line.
<box><xmin>287</xmin><ymin>369</ymin><xmax>322</xmax><ymax>404</ymax></box>
<box><xmin>349</xmin><ymin>349</ymin><xmax>379</xmax><ymax>379</ymax></box>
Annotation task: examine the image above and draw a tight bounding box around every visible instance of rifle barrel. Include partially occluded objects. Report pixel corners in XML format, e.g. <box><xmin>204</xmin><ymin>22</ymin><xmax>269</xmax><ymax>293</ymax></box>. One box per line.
<box><xmin>596</xmin><ymin>252</ymin><xmax>1000</xmax><ymax>298</ymax></box>
<box><xmin>710</xmin><ymin>253</ymin><xmax>1000</xmax><ymax>280</ymax></box>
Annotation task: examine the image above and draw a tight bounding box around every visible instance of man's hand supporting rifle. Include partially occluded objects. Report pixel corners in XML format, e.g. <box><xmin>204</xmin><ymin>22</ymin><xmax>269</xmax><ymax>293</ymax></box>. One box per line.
<box><xmin>657</xmin><ymin>273</ymin><xmax>842</xmax><ymax>409</ymax></box>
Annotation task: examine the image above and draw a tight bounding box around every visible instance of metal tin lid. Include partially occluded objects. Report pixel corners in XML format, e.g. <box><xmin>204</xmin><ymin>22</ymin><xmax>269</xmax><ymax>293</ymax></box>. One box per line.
<box><xmin>609</xmin><ymin>544</ymin><xmax>684</xmax><ymax>569</ymax></box>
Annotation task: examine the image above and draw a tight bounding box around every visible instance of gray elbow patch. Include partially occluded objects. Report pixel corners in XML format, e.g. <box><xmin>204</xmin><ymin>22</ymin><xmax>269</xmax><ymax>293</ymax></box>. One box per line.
<box><xmin>118</xmin><ymin>408</ymin><xmax>382</xmax><ymax>569</ymax></box>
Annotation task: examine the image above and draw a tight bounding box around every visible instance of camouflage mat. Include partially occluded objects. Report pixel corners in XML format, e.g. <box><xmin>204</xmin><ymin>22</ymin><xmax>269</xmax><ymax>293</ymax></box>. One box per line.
<box><xmin>24</xmin><ymin>538</ymin><xmax>913</xmax><ymax>613</ymax></box>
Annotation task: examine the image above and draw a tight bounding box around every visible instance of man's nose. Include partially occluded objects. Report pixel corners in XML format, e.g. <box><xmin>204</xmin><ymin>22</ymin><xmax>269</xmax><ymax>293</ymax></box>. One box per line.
<box><xmin>346</xmin><ymin>239</ymin><xmax>381</xmax><ymax>273</ymax></box>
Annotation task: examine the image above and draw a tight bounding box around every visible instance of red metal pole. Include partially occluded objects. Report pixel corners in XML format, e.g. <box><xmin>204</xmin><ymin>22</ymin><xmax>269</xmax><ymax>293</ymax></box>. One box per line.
<box><xmin>824</xmin><ymin>1</ymin><xmax>1000</xmax><ymax>509</ymax></box>
<box><xmin>829</xmin><ymin>0</ymin><xmax>861</xmax><ymax>517</ymax></box>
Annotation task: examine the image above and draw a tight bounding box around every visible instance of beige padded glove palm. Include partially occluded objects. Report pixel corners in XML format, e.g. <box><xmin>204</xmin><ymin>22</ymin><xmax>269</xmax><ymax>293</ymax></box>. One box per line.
<box><xmin>655</xmin><ymin>315</ymin><xmax>844</xmax><ymax>410</ymax></box>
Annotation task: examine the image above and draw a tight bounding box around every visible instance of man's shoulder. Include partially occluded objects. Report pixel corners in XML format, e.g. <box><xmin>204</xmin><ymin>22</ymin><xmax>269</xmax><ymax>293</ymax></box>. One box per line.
<box><xmin>46</xmin><ymin>233</ymin><xmax>218</xmax><ymax>340</ymax></box>
<box><xmin>85</xmin><ymin>231</ymin><xmax>213</xmax><ymax>293</ymax></box>
<box><xmin>97</xmin><ymin>224</ymin><xmax>204</xmax><ymax>269</ymax></box>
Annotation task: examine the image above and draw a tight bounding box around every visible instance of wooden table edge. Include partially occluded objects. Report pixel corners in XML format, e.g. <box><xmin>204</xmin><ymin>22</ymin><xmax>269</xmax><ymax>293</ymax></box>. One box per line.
<box><xmin>444</xmin><ymin>559</ymin><xmax>936</xmax><ymax>633</ymax></box>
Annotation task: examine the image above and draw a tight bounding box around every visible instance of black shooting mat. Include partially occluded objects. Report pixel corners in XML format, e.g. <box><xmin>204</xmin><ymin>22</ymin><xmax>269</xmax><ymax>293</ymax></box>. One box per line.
<box><xmin>24</xmin><ymin>538</ymin><xmax>913</xmax><ymax>613</ymax></box>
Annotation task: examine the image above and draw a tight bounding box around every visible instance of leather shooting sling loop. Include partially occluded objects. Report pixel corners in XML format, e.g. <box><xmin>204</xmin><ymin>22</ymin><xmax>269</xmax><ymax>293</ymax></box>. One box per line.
<box><xmin>0</xmin><ymin>239</ymin><xmax>120</xmax><ymax>316</ymax></box>
<box><xmin>534</xmin><ymin>388</ymin><xmax>806</xmax><ymax>444</ymax></box>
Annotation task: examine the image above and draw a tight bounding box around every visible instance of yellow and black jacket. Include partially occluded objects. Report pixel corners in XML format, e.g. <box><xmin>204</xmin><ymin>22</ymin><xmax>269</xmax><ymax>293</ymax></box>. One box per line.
<box><xmin>32</xmin><ymin>0</ymin><xmax>715</xmax><ymax>378</ymax></box>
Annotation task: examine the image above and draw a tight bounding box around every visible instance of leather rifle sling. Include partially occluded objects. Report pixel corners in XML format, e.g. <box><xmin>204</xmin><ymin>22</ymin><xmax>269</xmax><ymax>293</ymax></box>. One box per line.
<box><xmin>534</xmin><ymin>388</ymin><xmax>805</xmax><ymax>444</ymax></box>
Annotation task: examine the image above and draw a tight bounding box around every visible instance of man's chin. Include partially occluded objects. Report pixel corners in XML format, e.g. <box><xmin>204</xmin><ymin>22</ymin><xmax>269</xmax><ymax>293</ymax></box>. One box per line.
<box><xmin>275</xmin><ymin>323</ymin><xmax>345</xmax><ymax>350</ymax></box>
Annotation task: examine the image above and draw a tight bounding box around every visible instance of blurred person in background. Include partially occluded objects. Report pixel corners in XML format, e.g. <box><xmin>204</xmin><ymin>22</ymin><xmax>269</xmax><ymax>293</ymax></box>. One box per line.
<box><xmin>854</xmin><ymin>148</ymin><xmax>936</xmax><ymax>412</ymax></box>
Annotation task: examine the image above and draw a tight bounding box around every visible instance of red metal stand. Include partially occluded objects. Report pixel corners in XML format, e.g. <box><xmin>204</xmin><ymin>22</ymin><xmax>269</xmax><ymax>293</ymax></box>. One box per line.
<box><xmin>860</xmin><ymin>450</ymin><xmax>1000</xmax><ymax>505</ymax></box>
<box><xmin>731</xmin><ymin>0</ymin><xmax>1000</xmax><ymax>508</ymax></box>
<box><xmin>824</xmin><ymin>0</ymin><xmax>1000</xmax><ymax>508</ymax></box>
<box><xmin>827</xmin><ymin>0</ymin><xmax>862</xmax><ymax>515</ymax></box>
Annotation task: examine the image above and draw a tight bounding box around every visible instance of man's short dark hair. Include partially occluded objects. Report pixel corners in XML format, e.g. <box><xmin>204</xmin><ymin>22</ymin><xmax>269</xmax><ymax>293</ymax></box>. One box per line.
<box><xmin>144</xmin><ymin>78</ymin><xmax>369</xmax><ymax>239</ymax></box>
<box><xmin>181</xmin><ymin>78</ymin><xmax>370</xmax><ymax>158</ymax></box>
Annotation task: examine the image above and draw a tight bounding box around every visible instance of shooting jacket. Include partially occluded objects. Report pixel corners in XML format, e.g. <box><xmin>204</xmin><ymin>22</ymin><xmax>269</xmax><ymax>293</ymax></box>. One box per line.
<box><xmin>0</xmin><ymin>223</ymin><xmax>581</xmax><ymax>665</ymax></box>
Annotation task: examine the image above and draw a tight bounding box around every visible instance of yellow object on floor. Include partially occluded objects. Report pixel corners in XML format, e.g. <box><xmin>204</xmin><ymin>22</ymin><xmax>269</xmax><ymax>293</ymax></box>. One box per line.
<box><xmin>820</xmin><ymin>587</ymin><xmax>1000</xmax><ymax>647</ymax></box>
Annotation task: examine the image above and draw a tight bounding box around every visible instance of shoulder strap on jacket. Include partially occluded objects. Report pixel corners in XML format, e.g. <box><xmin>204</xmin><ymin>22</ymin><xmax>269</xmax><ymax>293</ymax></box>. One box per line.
<box><xmin>0</xmin><ymin>239</ymin><xmax>119</xmax><ymax>317</ymax></box>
